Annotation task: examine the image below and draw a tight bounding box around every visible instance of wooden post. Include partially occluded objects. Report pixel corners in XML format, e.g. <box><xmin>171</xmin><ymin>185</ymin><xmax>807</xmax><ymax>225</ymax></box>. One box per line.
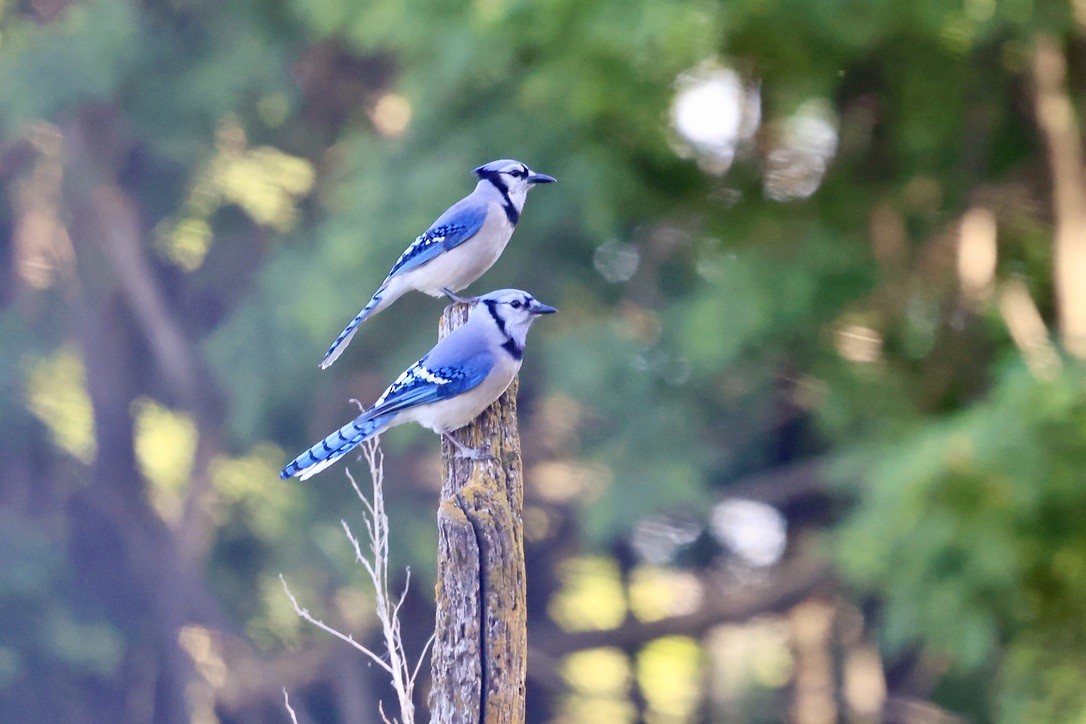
<box><xmin>430</xmin><ymin>303</ymin><xmax>528</xmax><ymax>723</ymax></box>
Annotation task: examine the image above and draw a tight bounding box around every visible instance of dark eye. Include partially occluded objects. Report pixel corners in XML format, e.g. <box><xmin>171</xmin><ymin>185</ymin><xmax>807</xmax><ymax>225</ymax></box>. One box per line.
<box><xmin>510</xmin><ymin>300</ymin><xmax>523</xmax><ymax>309</ymax></box>
<box><xmin>508</xmin><ymin>168</ymin><xmax>526</xmax><ymax>179</ymax></box>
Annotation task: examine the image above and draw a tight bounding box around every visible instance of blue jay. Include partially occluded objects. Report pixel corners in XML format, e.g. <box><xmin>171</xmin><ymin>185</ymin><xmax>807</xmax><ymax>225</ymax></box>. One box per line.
<box><xmin>283</xmin><ymin>289</ymin><xmax>557</xmax><ymax>480</ymax></box>
<box><xmin>319</xmin><ymin>159</ymin><xmax>556</xmax><ymax>369</ymax></box>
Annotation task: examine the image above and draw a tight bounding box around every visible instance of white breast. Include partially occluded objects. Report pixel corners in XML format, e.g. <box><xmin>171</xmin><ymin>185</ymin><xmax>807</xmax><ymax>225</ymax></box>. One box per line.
<box><xmin>404</xmin><ymin>204</ymin><xmax>514</xmax><ymax>296</ymax></box>
<box><xmin>407</xmin><ymin>353</ymin><xmax>521</xmax><ymax>433</ymax></box>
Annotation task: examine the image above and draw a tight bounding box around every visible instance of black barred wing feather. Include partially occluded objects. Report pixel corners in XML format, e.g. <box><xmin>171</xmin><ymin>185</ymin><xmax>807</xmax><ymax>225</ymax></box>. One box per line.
<box><xmin>368</xmin><ymin>351</ymin><xmax>494</xmax><ymax>418</ymax></box>
<box><xmin>387</xmin><ymin>204</ymin><xmax>488</xmax><ymax>278</ymax></box>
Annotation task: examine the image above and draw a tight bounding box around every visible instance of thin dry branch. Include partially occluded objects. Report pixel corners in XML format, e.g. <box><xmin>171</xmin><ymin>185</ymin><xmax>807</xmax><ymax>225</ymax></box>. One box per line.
<box><xmin>280</xmin><ymin>439</ymin><xmax>432</xmax><ymax>724</ymax></box>
<box><xmin>278</xmin><ymin>575</ymin><xmax>394</xmax><ymax>676</ymax></box>
<box><xmin>283</xmin><ymin>688</ymin><xmax>299</xmax><ymax>724</ymax></box>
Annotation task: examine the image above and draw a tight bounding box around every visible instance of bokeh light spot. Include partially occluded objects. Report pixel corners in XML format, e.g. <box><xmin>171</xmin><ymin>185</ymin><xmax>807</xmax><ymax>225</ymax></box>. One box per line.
<box><xmin>26</xmin><ymin>347</ymin><xmax>95</xmax><ymax>462</ymax></box>
<box><xmin>710</xmin><ymin>499</ymin><xmax>787</xmax><ymax>568</ymax></box>
<box><xmin>670</xmin><ymin>62</ymin><xmax>760</xmax><ymax>175</ymax></box>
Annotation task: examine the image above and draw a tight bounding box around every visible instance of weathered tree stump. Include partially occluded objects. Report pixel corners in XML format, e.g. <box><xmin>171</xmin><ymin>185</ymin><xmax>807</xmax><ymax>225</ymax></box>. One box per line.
<box><xmin>429</xmin><ymin>303</ymin><xmax>527</xmax><ymax>723</ymax></box>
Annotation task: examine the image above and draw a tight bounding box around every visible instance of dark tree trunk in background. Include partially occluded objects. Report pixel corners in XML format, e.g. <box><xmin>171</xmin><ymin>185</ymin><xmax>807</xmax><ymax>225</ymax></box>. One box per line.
<box><xmin>67</xmin><ymin>170</ymin><xmax>194</xmax><ymax>724</ymax></box>
<box><xmin>62</xmin><ymin>110</ymin><xmax>231</xmax><ymax>724</ymax></box>
<box><xmin>430</xmin><ymin>303</ymin><xmax>528</xmax><ymax>723</ymax></box>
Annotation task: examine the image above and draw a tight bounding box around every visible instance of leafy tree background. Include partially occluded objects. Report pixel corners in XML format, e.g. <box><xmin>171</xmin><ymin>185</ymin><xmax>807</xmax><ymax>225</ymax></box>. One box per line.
<box><xmin>2</xmin><ymin>0</ymin><xmax>1086</xmax><ymax>721</ymax></box>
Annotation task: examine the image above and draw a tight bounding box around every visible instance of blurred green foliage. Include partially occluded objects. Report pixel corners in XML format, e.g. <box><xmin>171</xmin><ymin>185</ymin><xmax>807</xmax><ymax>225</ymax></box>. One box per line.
<box><xmin>2</xmin><ymin>0</ymin><xmax>1086</xmax><ymax>719</ymax></box>
<box><xmin>838</xmin><ymin>363</ymin><xmax>1086</xmax><ymax>718</ymax></box>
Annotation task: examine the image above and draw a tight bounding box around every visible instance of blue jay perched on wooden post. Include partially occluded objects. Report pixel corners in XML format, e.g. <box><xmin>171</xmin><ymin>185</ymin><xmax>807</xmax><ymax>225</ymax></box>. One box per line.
<box><xmin>283</xmin><ymin>289</ymin><xmax>556</xmax><ymax>480</ymax></box>
<box><xmin>319</xmin><ymin>160</ymin><xmax>556</xmax><ymax>369</ymax></box>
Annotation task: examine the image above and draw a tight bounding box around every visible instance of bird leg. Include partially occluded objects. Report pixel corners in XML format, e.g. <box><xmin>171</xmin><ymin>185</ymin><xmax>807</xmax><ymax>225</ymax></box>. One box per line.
<box><xmin>348</xmin><ymin>398</ymin><xmax>366</xmax><ymax>413</ymax></box>
<box><xmin>441</xmin><ymin>287</ymin><xmax>477</xmax><ymax>306</ymax></box>
<box><xmin>442</xmin><ymin>433</ymin><xmax>497</xmax><ymax>462</ymax></box>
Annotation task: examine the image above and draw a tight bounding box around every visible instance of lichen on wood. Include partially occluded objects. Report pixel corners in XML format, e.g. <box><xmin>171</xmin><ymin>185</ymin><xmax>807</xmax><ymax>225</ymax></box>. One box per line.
<box><xmin>429</xmin><ymin>303</ymin><xmax>527</xmax><ymax>723</ymax></box>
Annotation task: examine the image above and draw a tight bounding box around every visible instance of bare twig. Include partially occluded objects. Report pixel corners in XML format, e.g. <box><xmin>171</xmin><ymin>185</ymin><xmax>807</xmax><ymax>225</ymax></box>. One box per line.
<box><xmin>278</xmin><ymin>575</ymin><xmax>394</xmax><ymax>676</ymax></box>
<box><xmin>283</xmin><ymin>687</ymin><xmax>299</xmax><ymax>724</ymax></box>
<box><xmin>280</xmin><ymin>438</ymin><xmax>431</xmax><ymax>723</ymax></box>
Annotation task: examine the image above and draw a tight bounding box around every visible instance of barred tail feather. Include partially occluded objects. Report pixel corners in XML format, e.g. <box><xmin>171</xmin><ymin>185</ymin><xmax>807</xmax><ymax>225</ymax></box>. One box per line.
<box><xmin>319</xmin><ymin>295</ymin><xmax>382</xmax><ymax>369</ymax></box>
<box><xmin>319</xmin><ymin>282</ymin><xmax>405</xmax><ymax>369</ymax></box>
<box><xmin>280</xmin><ymin>413</ymin><xmax>395</xmax><ymax>480</ymax></box>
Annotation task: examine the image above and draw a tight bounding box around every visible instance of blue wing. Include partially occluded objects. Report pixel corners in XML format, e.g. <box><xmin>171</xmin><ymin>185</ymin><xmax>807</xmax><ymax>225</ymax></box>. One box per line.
<box><xmin>282</xmin><ymin>351</ymin><xmax>494</xmax><ymax>480</ymax></box>
<box><xmin>317</xmin><ymin>203</ymin><xmax>489</xmax><ymax>369</ymax></box>
<box><xmin>387</xmin><ymin>204</ymin><xmax>488</xmax><ymax>278</ymax></box>
<box><xmin>367</xmin><ymin>350</ymin><xmax>494</xmax><ymax>419</ymax></box>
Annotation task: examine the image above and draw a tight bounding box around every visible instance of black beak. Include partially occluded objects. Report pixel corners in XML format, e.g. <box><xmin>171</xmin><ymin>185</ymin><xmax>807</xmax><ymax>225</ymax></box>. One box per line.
<box><xmin>528</xmin><ymin>172</ymin><xmax>556</xmax><ymax>184</ymax></box>
<box><xmin>530</xmin><ymin>300</ymin><xmax>558</xmax><ymax>315</ymax></box>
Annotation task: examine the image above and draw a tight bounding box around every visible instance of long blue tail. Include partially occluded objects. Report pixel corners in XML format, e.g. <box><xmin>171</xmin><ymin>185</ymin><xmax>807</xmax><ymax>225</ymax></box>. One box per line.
<box><xmin>319</xmin><ymin>287</ymin><xmax>390</xmax><ymax>369</ymax></box>
<box><xmin>280</xmin><ymin>412</ymin><xmax>395</xmax><ymax>480</ymax></box>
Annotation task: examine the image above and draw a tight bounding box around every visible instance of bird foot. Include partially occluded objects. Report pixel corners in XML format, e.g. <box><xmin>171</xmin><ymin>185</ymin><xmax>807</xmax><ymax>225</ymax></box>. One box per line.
<box><xmin>459</xmin><ymin>447</ymin><xmax>498</xmax><ymax>462</ymax></box>
<box><xmin>348</xmin><ymin>398</ymin><xmax>366</xmax><ymax>413</ymax></box>
<box><xmin>441</xmin><ymin>288</ymin><xmax>477</xmax><ymax>306</ymax></box>
<box><xmin>443</xmin><ymin>434</ymin><xmax>497</xmax><ymax>462</ymax></box>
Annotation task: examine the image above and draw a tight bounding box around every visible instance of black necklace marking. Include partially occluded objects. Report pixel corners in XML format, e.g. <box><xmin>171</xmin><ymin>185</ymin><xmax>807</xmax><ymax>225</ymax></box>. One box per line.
<box><xmin>501</xmin><ymin>338</ymin><xmax>523</xmax><ymax>360</ymax></box>
<box><xmin>485</xmin><ymin>299</ymin><xmax>523</xmax><ymax>359</ymax></box>
<box><xmin>479</xmin><ymin>171</ymin><xmax>520</xmax><ymax>225</ymax></box>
